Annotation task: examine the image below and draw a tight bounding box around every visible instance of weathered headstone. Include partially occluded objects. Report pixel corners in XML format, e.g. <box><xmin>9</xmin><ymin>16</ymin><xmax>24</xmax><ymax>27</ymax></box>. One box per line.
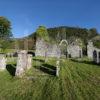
<box><xmin>0</xmin><ymin>54</ymin><xmax>6</xmax><ymax>70</ymax></box>
<box><xmin>56</xmin><ymin>60</ymin><xmax>60</xmax><ymax>77</ymax></box>
<box><xmin>15</xmin><ymin>51</ymin><xmax>33</xmax><ymax>77</ymax></box>
<box><xmin>15</xmin><ymin>50</ymin><xmax>27</xmax><ymax>77</ymax></box>
<box><xmin>27</xmin><ymin>54</ymin><xmax>32</xmax><ymax>70</ymax></box>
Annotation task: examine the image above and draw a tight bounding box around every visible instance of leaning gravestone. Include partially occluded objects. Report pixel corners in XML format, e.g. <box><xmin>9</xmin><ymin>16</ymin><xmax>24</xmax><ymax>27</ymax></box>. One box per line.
<box><xmin>0</xmin><ymin>54</ymin><xmax>6</xmax><ymax>70</ymax></box>
<box><xmin>15</xmin><ymin>50</ymin><xmax>28</xmax><ymax>77</ymax></box>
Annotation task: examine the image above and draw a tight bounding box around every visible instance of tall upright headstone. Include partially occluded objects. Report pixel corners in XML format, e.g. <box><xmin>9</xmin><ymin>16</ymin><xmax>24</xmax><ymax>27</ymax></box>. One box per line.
<box><xmin>0</xmin><ymin>54</ymin><xmax>6</xmax><ymax>70</ymax></box>
<box><xmin>15</xmin><ymin>50</ymin><xmax>33</xmax><ymax>77</ymax></box>
<box><xmin>56</xmin><ymin>60</ymin><xmax>60</xmax><ymax>77</ymax></box>
<box><xmin>27</xmin><ymin>54</ymin><xmax>32</xmax><ymax>70</ymax></box>
<box><xmin>15</xmin><ymin>50</ymin><xmax>27</xmax><ymax>77</ymax></box>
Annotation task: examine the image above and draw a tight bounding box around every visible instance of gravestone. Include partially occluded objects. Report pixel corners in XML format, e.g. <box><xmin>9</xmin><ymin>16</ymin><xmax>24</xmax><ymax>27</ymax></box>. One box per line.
<box><xmin>15</xmin><ymin>50</ymin><xmax>28</xmax><ymax>77</ymax></box>
<box><xmin>15</xmin><ymin>50</ymin><xmax>33</xmax><ymax>77</ymax></box>
<box><xmin>56</xmin><ymin>60</ymin><xmax>60</xmax><ymax>77</ymax></box>
<box><xmin>27</xmin><ymin>54</ymin><xmax>32</xmax><ymax>70</ymax></box>
<box><xmin>0</xmin><ymin>54</ymin><xmax>6</xmax><ymax>70</ymax></box>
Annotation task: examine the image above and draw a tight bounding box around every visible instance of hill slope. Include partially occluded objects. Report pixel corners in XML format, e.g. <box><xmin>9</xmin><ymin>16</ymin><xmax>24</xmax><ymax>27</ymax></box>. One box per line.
<box><xmin>4</xmin><ymin>26</ymin><xmax>100</xmax><ymax>50</ymax></box>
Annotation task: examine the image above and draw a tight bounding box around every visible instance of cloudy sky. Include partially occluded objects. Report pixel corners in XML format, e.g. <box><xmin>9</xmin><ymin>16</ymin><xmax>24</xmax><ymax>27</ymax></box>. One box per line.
<box><xmin>0</xmin><ymin>0</ymin><xmax>100</xmax><ymax>38</ymax></box>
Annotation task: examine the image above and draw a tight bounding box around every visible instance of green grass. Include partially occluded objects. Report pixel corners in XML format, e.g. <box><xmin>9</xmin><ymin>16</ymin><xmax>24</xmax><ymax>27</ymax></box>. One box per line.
<box><xmin>0</xmin><ymin>57</ymin><xmax>100</xmax><ymax>100</ymax></box>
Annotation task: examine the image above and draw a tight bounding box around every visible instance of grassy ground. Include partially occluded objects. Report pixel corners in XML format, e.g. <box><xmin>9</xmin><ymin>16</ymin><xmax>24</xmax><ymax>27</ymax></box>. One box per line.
<box><xmin>0</xmin><ymin>57</ymin><xmax>100</xmax><ymax>100</ymax></box>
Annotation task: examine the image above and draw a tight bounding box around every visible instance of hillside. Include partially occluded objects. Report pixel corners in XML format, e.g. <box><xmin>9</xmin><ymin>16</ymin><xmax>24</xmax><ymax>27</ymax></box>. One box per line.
<box><xmin>28</xmin><ymin>26</ymin><xmax>99</xmax><ymax>47</ymax></box>
<box><xmin>29</xmin><ymin>26</ymin><xmax>99</xmax><ymax>41</ymax></box>
<box><xmin>3</xmin><ymin>26</ymin><xmax>100</xmax><ymax>50</ymax></box>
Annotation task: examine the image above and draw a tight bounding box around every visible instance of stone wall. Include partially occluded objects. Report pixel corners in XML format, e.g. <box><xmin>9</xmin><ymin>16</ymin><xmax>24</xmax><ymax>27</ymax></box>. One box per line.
<box><xmin>35</xmin><ymin>38</ymin><xmax>61</xmax><ymax>58</ymax></box>
<box><xmin>67</xmin><ymin>45</ymin><xmax>83</xmax><ymax>58</ymax></box>
<box><xmin>93</xmin><ymin>48</ymin><xmax>100</xmax><ymax>64</ymax></box>
<box><xmin>87</xmin><ymin>41</ymin><xmax>94</xmax><ymax>59</ymax></box>
<box><xmin>35</xmin><ymin>39</ymin><xmax>83</xmax><ymax>58</ymax></box>
<box><xmin>87</xmin><ymin>41</ymin><xmax>100</xmax><ymax>64</ymax></box>
<box><xmin>47</xmin><ymin>44</ymin><xmax>61</xmax><ymax>58</ymax></box>
<box><xmin>35</xmin><ymin>39</ymin><xmax>46</xmax><ymax>57</ymax></box>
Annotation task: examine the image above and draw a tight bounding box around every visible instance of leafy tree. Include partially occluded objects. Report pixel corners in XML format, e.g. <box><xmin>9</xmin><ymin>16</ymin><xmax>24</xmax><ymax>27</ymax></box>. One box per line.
<box><xmin>36</xmin><ymin>26</ymin><xmax>49</xmax><ymax>42</ymax></box>
<box><xmin>12</xmin><ymin>26</ymin><xmax>99</xmax><ymax>52</ymax></box>
<box><xmin>0</xmin><ymin>17</ymin><xmax>12</xmax><ymax>52</ymax></box>
<box><xmin>0</xmin><ymin>40</ymin><xmax>13</xmax><ymax>52</ymax></box>
<box><xmin>86</xmin><ymin>28</ymin><xmax>98</xmax><ymax>40</ymax></box>
<box><xmin>36</xmin><ymin>26</ymin><xmax>49</xmax><ymax>62</ymax></box>
<box><xmin>0</xmin><ymin>16</ymin><xmax>12</xmax><ymax>39</ymax></box>
<box><xmin>93</xmin><ymin>40</ymin><xmax>100</xmax><ymax>48</ymax></box>
<box><xmin>92</xmin><ymin>35</ymin><xmax>100</xmax><ymax>49</ymax></box>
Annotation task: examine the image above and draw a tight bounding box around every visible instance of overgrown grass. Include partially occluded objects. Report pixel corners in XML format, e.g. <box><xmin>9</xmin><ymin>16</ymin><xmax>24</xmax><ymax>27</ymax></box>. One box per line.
<box><xmin>0</xmin><ymin>57</ymin><xmax>100</xmax><ymax>100</ymax></box>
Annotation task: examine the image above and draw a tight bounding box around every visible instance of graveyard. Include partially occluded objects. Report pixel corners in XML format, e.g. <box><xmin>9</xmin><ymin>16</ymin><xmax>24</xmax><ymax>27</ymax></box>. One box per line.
<box><xmin>0</xmin><ymin>17</ymin><xmax>100</xmax><ymax>100</ymax></box>
<box><xmin>0</xmin><ymin>56</ymin><xmax>100</xmax><ymax>100</ymax></box>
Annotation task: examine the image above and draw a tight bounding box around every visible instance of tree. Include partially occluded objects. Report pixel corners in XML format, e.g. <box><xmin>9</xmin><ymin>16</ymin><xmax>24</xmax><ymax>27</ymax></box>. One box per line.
<box><xmin>0</xmin><ymin>17</ymin><xmax>13</xmax><ymax>52</ymax></box>
<box><xmin>0</xmin><ymin>16</ymin><xmax>12</xmax><ymax>39</ymax></box>
<box><xmin>0</xmin><ymin>39</ymin><xmax>13</xmax><ymax>52</ymax></box>
<box><xmin>36</xmin><ymin>26</ymin><xmax>49</xmax><ymax>42</ymax></box>
<box><xmin>88</xmin><ymin>28</ymin><xmax>98</xmax><ymax>38</ymax></box>
<box><xmin>36</xmin><ymin>26</ymin><xmax>49</xmax><ymax>62</ymax></box>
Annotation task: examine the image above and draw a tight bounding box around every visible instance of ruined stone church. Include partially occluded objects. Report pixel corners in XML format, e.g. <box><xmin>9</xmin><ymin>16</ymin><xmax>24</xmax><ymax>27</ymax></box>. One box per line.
<box><xmin>87</xmin><ymin>41</ymin><xmax>100</xmax><ymax>64</ymax></box>
<box><xmin>35</xmin><ymin>38</ymin><xmax>83</xmax><ymax>58</ymax></box>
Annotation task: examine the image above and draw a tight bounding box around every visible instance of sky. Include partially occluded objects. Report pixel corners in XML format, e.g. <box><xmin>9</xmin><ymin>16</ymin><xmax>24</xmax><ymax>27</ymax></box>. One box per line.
<box><xmin>0</xmin><ymin>0</ymin><xmax>100</xmax><ymax>38</ymax></box>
